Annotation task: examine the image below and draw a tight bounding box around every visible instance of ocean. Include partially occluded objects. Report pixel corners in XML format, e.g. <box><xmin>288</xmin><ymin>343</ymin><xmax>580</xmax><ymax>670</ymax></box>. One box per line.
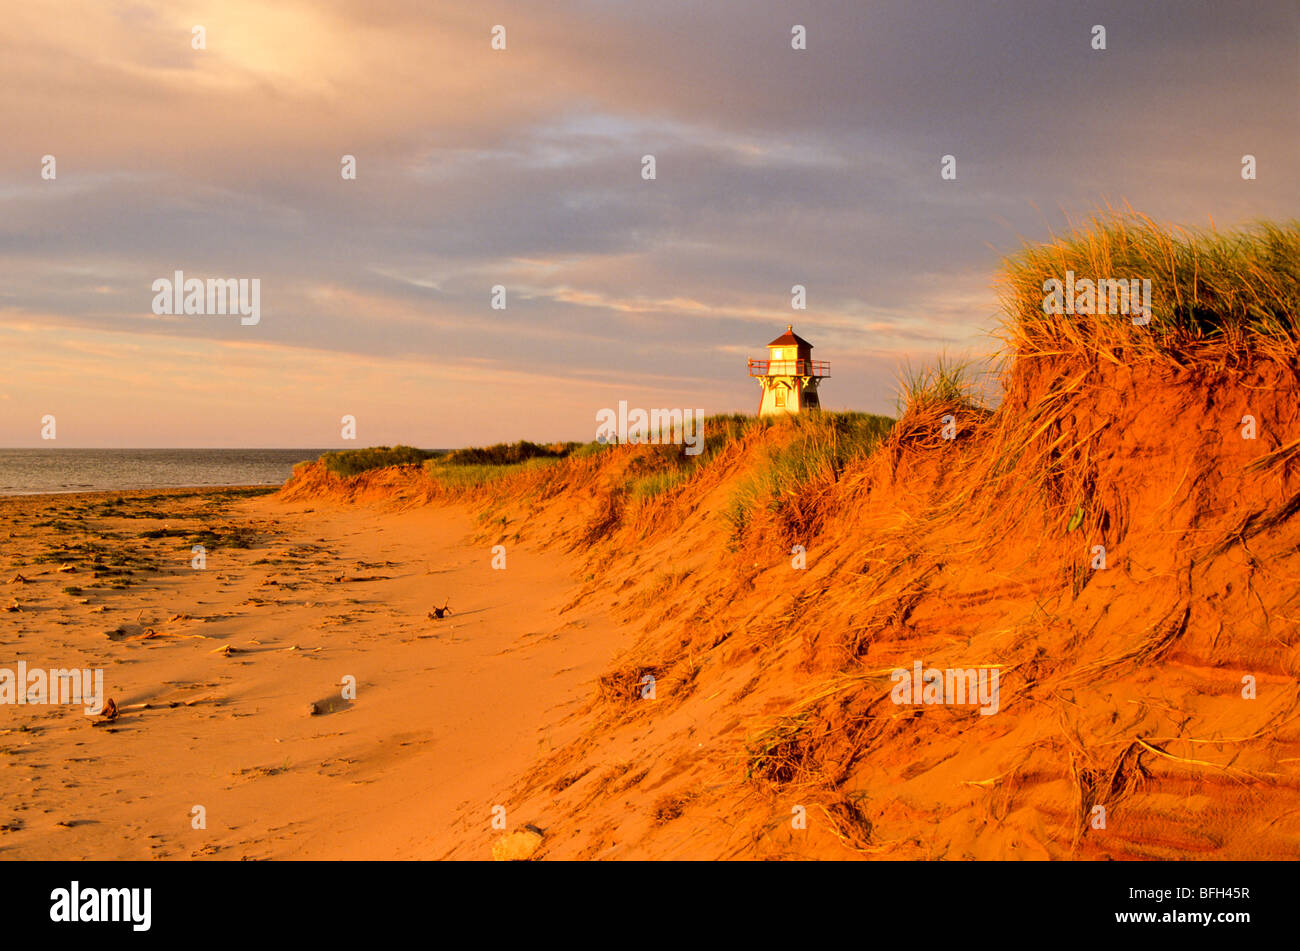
<box><xmin>0</xmin><ymin>449</ymin><xmax>327</xmax><ymax>496</ymax></box>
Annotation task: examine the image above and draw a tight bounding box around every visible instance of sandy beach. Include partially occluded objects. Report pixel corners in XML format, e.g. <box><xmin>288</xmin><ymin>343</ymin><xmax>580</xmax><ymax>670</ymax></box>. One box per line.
<box><xmin>6</xmin><ymin>362</ymin><xmax>1300</xmax><ymax>863</ymax></box>
<box><xmin>0</xmin><ymin>487</ymin><xmax>623</xmax><ymax>859</ymax></box>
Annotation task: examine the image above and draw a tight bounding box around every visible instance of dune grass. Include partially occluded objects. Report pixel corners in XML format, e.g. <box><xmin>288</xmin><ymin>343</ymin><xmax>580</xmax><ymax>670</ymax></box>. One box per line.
<box><xmin>317</xmin><ymin>441</ymin><xmax>580</xmax><ymax>480</ymax></box>
<box><xmin>320</xmin><ymin>445</ymin><xmax>433</xmax><ymax>477</ymax></box>
<box><xmin>999</xmin><ymin>210</ymin><xmax>1300</xmax><ymax>366</ymax></box>
<box><xmin>420</xmin><ymin>440</ymin><xmax>579</xmax><ymax>491</ymax></box>
<box><xmin>423</xmin><ymin>456</ymin><xmax>566</xmax><ymax>489</ymax></box>
<box><xmin>571</xmin><ymin>440</ymin><xmax>616</xmax><ymax>459</ymax></box>
<box><xmin>436</xmin><ymin>440</ymin><xmax>579</xmax><ymax>466</ymax></box>
<box><xmin>893</xmin><ymin>355</ymin><xmax>983</xmax><ymax>415</ymax></box>
<box><xmin>628</xmin><ymin>467</ymin><xmax>691</xmax><ymax>501</ymax></box>
<box><xmin>619</xmin><ymin>414</ymin><xmax>761</xmax><ymax>501</ymax></box>
<box><xmin>726</xmin><ymin>412</ymin><xmax>895</xmax><ymax>537</ymax></box>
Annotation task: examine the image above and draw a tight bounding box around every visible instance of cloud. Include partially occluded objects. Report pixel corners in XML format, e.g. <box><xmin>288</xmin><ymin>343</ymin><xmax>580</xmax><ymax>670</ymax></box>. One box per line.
<box><xmin>0</xmin><ymin>0</ymin><xmax>1295</xmax><ymax>444</ymax></box>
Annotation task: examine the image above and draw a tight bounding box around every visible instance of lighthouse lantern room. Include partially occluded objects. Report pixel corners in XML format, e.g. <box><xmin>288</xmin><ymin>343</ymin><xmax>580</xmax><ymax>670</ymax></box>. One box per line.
<box><xmin>747</xmin><ymin>325</ymin><xmax>830</xmax><ymax>416</ymax></box>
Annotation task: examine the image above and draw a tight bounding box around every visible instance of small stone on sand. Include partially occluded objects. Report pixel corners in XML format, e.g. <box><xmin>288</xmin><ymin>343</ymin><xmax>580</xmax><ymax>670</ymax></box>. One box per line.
<box><xmin>492</xmin><ymin>828</ymin><xmax>544</xmax><ymax>861</ymax></box>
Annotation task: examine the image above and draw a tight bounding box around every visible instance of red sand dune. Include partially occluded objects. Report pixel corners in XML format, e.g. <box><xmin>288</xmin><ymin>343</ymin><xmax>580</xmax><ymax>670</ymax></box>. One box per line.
<box><xmin>281</xmin><ymin>353</ymin><xmax>1300</xmax><ymax>859</ymax></box>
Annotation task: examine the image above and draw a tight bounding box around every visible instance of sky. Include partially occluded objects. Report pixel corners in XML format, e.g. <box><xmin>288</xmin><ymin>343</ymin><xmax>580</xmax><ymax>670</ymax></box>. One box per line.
<box><xmin>1</xmin><ymin>0</ymin><xmax>1296</xmax><ymax>447</ymax></box>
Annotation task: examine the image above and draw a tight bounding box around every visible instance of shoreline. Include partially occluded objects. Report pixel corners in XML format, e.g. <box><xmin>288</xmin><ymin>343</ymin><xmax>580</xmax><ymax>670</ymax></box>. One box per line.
<box><xmin>0</xmin><ymin>484</ymin><xmax>281</xmax><ymax>503</ymax></box>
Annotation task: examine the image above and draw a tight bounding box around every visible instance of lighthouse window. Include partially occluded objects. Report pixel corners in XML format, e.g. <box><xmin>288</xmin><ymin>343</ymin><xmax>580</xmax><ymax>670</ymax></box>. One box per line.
<box><xmin>775</xmin><ymin>387</ymin><xmax>786</xmax><ymax>407</ymax></box>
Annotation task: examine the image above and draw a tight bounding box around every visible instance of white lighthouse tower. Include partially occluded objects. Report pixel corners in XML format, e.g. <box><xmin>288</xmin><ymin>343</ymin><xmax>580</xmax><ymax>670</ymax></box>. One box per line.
<box><xmin>748</xmin><ymin>325</ymin><xmax>830</xmax><ymax>417</ymax></box>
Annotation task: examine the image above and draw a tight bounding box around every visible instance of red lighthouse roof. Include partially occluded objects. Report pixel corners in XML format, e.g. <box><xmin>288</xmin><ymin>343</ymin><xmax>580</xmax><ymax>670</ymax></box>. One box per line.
<box><xmin>768</xmin><ymin>324</ymin><xmax>813</xmax><ymax>348</ymax></box>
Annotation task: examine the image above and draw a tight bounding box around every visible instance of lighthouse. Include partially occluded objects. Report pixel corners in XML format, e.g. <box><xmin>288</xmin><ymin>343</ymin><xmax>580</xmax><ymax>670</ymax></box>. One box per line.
<box><xmin>747</xmin><ymin>325</ymin><xmax>830</xmax><ymax>416</ymax></box>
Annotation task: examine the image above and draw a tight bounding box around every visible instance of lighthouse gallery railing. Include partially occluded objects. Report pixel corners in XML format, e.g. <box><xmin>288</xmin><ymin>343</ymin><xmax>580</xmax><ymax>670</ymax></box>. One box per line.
<box><xmin>747</xmin><ymin>359</ymin><xmax>831</xmax><ymax>378</ymax></box>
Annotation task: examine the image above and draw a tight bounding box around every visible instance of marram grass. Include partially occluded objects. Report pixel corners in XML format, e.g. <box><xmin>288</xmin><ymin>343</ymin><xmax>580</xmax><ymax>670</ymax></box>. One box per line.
<box><xmin>320</xmin><ymin>445</ymin><xmax>433</xmax><ymax>478</ymax></box>
<box><xmin>999</xmin><ymin>211</ymin><xmax>1299</xmax><ymax>366</ymax></box>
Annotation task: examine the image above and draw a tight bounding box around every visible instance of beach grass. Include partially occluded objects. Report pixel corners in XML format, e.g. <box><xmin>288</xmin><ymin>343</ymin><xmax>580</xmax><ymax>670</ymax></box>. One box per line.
<box><xmin>435</xmin><ymin>440</ymin><xmax>579</xmax><ymax>466</ymax></box>
<box><xmin>893</xmin><ymin>354</ymin><xmax>982</xmax><ymax>414</ymax></box>
<box><xmin>998</xmin><ymin>210</ymin><xmax>1300</xmax><ymax>366</ymax></box>
<box><xmin>320</xmin><ymin>445</ymin><xmax>434</xmax><ymax>477</ymax></box>
<box><xmin>423</xmin><ymin>456</ymin><xmax>566</xmax><ymax>489</ymax></box>
<box><xmin>726</xmin><ymin>411</ymin><xmax>894</xmax><ymax>538</ymax></box>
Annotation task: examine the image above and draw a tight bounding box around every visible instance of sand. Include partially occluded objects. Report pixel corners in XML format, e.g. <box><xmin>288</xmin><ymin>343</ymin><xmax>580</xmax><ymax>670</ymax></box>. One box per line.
<box><xmin>6</xmin><ymin>360</ymin><xmax>1299</xmax><ymax>863</ymax></box>
<box><xmin>0</xmin><ymin>487</ymin><xmax>622</xmax><ymax>859</ymax></box>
